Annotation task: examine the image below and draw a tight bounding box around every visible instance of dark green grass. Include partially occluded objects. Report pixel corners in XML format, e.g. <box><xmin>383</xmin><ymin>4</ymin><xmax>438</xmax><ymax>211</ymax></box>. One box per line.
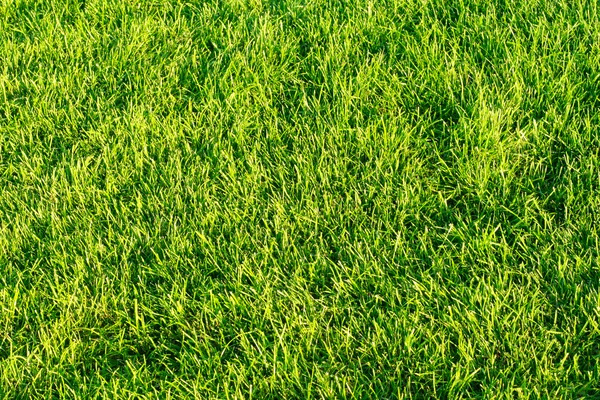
<box><xmin>1</xmin><ymin>0</ymin><xmax>600</xmax><ymax>398</ymax></box>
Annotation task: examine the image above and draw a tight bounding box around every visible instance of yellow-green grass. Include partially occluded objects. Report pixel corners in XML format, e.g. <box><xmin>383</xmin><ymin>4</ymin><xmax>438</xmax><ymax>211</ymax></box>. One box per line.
<box><xmin>1</xmin><ymin>0</ymin><xmax>599</xmax><ymax>398</ymax></box>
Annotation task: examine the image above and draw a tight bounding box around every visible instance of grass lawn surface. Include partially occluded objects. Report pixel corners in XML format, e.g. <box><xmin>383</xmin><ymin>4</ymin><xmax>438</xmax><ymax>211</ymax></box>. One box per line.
<box><xmin>1</xmin><ymin>0</ymin><xmax>600</xmax><ymax>398</ymax></box>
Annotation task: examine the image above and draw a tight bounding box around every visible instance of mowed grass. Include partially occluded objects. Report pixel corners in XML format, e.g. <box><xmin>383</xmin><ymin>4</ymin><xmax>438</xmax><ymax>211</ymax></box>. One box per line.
<box><xmin>1</xmin><ymin>0</ymin><xmax>600</xmax><ymax>398</ymax></box>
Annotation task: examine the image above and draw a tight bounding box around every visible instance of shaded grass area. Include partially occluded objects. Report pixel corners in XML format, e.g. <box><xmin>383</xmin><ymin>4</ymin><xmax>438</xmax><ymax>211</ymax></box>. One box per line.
<box><xmin>1</xmin><ymin>0</ymin><xmax>599</xmax><ymax>398</ymax></box>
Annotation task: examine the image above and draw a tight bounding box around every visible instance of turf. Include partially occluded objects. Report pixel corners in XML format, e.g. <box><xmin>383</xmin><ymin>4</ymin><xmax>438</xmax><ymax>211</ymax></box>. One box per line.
<box><xmin>1</xmin><ymin>0</ymin><xmax>599</xmax><ymax>398</ymax></box>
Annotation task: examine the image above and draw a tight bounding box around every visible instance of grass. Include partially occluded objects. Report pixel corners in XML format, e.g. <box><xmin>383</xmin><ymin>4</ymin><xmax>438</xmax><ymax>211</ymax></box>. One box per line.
<box><xmin>1</xmin><ymin>0</ymin><xmax>599</xmax><ymax>398</ymax></box>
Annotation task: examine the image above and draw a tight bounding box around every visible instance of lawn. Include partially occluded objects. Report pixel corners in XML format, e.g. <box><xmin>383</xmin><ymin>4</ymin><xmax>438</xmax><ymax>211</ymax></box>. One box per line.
<box><xmin>1</xmin><ymin>0</ymin><xmax>599</xmax><ymax>398</ymax></box>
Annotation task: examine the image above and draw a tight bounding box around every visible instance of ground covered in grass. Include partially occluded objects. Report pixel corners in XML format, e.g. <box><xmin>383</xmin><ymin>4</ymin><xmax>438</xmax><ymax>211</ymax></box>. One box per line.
<box><xmin>1</xmin><ymin>0</ymin><xmax>599</xmax><ymax>398</ymax></box>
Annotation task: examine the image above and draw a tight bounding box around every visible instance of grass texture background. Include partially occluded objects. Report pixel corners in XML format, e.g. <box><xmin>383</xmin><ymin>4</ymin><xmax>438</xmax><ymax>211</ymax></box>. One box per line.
<box><xmin>1</xmin><ymin>0</ymin><xmax>599</xmax><ymax>398</ymax></box>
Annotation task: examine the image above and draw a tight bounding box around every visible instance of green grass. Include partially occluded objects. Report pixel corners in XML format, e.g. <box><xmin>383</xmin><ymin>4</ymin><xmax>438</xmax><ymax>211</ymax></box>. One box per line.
<box><xmin>1</xmin><ymin>0</ymin><xmax>599</xmax><ymax>398</ymax></box>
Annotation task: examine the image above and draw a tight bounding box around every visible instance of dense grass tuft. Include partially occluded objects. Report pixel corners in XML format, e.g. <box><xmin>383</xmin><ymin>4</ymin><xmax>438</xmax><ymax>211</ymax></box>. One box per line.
<box><xmin>1</xmin><ymin>0</ymin><xmax>599</xmax><ymax>398</ymax></box>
